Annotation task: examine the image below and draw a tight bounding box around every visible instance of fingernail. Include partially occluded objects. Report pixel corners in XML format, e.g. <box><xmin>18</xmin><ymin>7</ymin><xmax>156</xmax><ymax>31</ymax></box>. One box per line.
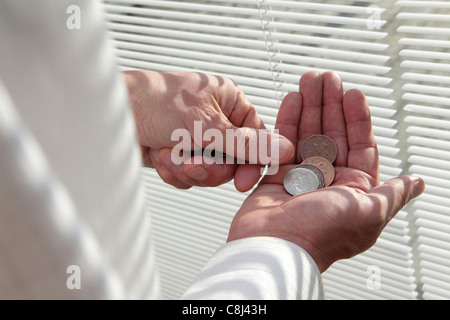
<box><xmin>412</xmin><ymin>176</ymin><xmax>425</xmax><ymax>198</ymax></box>
<box><xmin>411</xmin><ymin>175</ymin><xmax>420</xmax><ymax>184</ymax></box>
<box><xmin>185</xmin><ymin>166</ymin><xmax>208</xmax><ymax>181</ymax></box>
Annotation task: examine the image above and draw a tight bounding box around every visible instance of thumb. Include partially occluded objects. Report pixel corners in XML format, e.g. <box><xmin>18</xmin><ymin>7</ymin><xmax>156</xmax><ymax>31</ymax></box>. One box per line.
<box><xmin>369</xmin><ymin>175</ymin><xmax>426</xmax><ymax>222</ymax></box>
<box><xmin>207</xmin><ymin>125</ymin><xmax>295</xmax><ymax>166</ymax></box>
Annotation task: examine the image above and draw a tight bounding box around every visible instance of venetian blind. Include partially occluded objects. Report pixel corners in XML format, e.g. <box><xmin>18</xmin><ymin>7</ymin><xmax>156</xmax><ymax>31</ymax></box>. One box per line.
<box><xmin>396</xmin><ymin>0</ymin><xmax>450</xmax><ymax>300</ymax></box>
<box><xmin>102</xmin><ymin>0</ymin><xmax>450</xmax><ymax>299</ymax></box>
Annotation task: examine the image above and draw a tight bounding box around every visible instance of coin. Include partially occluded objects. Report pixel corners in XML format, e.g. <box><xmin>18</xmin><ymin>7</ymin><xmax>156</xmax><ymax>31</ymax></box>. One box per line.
<box><xmin>301</xmin><ymin>156</ymin><xmax>335</xmax><ymax>187</ymax></box>
<box><xmin>293</xmin><ymin>164</ymin><xmax>325</xmax><ymax>188</ymax></box>
<box><xmin>283</xmin><ymin>165</ymin><xmax>325</xmax><ymax>196</ymax></box>
<box><xmin>301</xmin><ymin>134</ymin><xmax>337</xmax><ymax>164</ymax></box>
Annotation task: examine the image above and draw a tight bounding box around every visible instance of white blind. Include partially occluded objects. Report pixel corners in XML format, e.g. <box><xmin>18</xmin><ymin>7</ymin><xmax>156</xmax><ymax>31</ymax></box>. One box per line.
<box><xmin>396</xmin><ymin>0</ymin><xmax>450</xmax><ymax>300</ymax></box>
<box><xmin>103</xmin><ymin>0</ymin><xmax>450</xmax><ymax>299</ymax></box>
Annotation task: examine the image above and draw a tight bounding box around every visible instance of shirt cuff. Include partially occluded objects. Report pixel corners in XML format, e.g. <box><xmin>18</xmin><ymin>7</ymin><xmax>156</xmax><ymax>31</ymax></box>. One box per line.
<box><xmin>181</xmin><ymin>236</ymin><xmax>324</xmax><ymax>300</ymax></box>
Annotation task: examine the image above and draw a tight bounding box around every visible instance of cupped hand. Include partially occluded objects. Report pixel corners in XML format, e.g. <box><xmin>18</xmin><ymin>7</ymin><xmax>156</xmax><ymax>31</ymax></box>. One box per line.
<box><xmin>124</xmin><ymin>70</ymin><xmax>294</xmax><ymax>191</ymax></box>
<box><xmin>227</xmin><ymin>71</ymin><xmax>425</xmax><ymax>273</ymax></box>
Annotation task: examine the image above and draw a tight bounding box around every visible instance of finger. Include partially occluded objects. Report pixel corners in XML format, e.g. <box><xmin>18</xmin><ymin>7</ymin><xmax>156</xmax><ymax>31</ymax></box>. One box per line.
<box><xmin>229</xmin><ymin>97</ymin><xmax>286</xmax><ymax>191</ymax></box>
<box><xmin>156</xmin><ymin>148</ymin><xmax>199</xmax><ymax>185</ymax></box>
<box><xmin>298</xmin><ymin>71</ymin><xmax>323</xmax><ymax>160</ymax></box>
<box><xmin>321</xmin><ymin>72</ymin><xmax>348</xmax><ymax>167</ymax></box>
<box><xmin>150</xmin><ymin>149</ymin><xmax>192</xmax><ymax>190</ymax></box>
<box><xmin>158</xmin><ymin>148</ymin><xmax>237</xmax><ymax>188</ymax></box>
<box><xmin>343</xmin><ymin>89</ymin><xmax>379</xmax><ymax>181</ymax></box>
<box><xmin>140</xmin><ymin>146</ymin><xmax>155</xmax><ymax>168</ymax></box>
<box><xmin>227</xmin><ymin>89</ymin><xmax>265</xmax><ymax>129</ymax></box>
<box><xmin>368</xmin><ymin>176</ymin><xmax>426</xmax><ymax>224</ymax></box>
<box><xmin>231</xmin><ymin>130</ymin><xmax>294</xmax><ymax>191</ymax></box>
<box><xmin>214</xmin><ymin>85</ymin><xmax>294</xmax><ymax>181</ymax></box>
<box><xmin>259</xmin><ymin>164</ymin><xmax>297</xmax><ymax>186</ymax></box>
<box><xmin>275</xmin><ymin>92</ymin><xmax>302</xmax><ymax>164</ymax></box>
<box><xmin>234</xmin><ymin>164</ymin><xmax>262</xmax><ymax>192</ymax></box>
<box><xmin>217</xmin><ymin>126</ymin><xmax>295</xmax><ymax>166</ymax></box>
<box><xmin>183</xmin><ymin>155</ymin><xmax>237</xmax><ymax>187</ymax></box>
<box><xmin>202</xmin><ymin>100</ymin><xmax>295</xmax><ymax>167</ymax></box>
<box><xmin>226</xmin><ymin>95</ymin><xmax>266</xmax><ymax>191</ymax></box>
<box><xmin>231</xmin><ymin>128</ymin><xmax>294</xmax><ymax>191</ymax></box>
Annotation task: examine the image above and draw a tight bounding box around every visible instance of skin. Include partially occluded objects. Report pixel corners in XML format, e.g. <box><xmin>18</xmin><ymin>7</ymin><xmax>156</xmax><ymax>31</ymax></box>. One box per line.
<box><xmin>123</xmin><ymin>70</ymin><xmax>294</xmax><ymax>192</ymax></box>
<box><xmin>226</xmin><ymin>71</ymin><xmax>425</xmax><ymax>272</ymax></box>
<box><xmin>125</xmin><ymin>70</ymin><xmax>426</xmax><ymax>273</ymax></box>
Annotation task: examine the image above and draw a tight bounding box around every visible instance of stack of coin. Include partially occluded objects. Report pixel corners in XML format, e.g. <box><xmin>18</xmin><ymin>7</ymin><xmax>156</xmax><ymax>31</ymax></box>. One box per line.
<box><xmin>283</xmin><ymin>134</ymin><xmax>337</xmax><ymax>196</ymax></box>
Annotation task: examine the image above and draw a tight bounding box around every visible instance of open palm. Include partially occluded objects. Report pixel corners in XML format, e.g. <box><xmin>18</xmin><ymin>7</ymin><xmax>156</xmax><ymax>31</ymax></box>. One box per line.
<box><xmin>227</xmin><ymin>72</ymin><xmax>425</xmax><ymax>273</ymax></box>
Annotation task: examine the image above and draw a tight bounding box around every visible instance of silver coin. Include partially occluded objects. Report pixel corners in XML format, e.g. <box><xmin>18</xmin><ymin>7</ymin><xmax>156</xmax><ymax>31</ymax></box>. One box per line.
<box><xmin>283</xmin><ymin>166</ymin><xmax>325</xmax><ymax>196</ymax></box>
<box><xmin>294</xmin><ymin>164</ymin><xmax>325</xmax><ymax>188</ymax></box>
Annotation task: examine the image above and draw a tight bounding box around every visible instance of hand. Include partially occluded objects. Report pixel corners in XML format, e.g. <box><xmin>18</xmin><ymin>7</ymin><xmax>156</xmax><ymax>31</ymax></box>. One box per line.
<box><xmin>124</xmin><ymin>70</ymin><xmax>294</xmax><ymax>191</ymax></box>
<box><xmin>227</xmin><ymin>71</ymin><xmax>425</xmax><ymax>273</ymax></box>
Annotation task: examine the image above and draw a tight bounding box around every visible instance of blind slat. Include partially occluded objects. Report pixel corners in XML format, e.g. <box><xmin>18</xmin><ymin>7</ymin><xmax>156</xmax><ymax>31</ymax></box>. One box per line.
<box><xmin>104</xmin><ymin>0</ymin><xmax>450</xmax><ymax>300</ymax></box>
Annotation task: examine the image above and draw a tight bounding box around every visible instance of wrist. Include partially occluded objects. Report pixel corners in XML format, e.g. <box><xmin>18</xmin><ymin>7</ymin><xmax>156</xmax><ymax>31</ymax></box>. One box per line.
<box><xmin>123</xmin><ymin>69</ymin><xmax>161</xmax><ymax>112</ymax></box>
<box><xmin>123</xmin><ymin>70</ymin><xmax>162</xmax><ymax>149</ymax></box>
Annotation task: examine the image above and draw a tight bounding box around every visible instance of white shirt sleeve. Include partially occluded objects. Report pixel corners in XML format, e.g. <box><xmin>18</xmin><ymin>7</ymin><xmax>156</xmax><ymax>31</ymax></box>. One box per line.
<box><xmin>182</xmin><ymin>237</ymin><xmax>324</xmax><ymax>300</ymax></box>
<box><xmin>0</xmin><ymin>0</ymin><xmax>159</xmax><ymax>299</ymax></box>
<box><xmin>0</xmin><ymin>0</ymin><xmax>324</xmax><ymax>300</ymax></box>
